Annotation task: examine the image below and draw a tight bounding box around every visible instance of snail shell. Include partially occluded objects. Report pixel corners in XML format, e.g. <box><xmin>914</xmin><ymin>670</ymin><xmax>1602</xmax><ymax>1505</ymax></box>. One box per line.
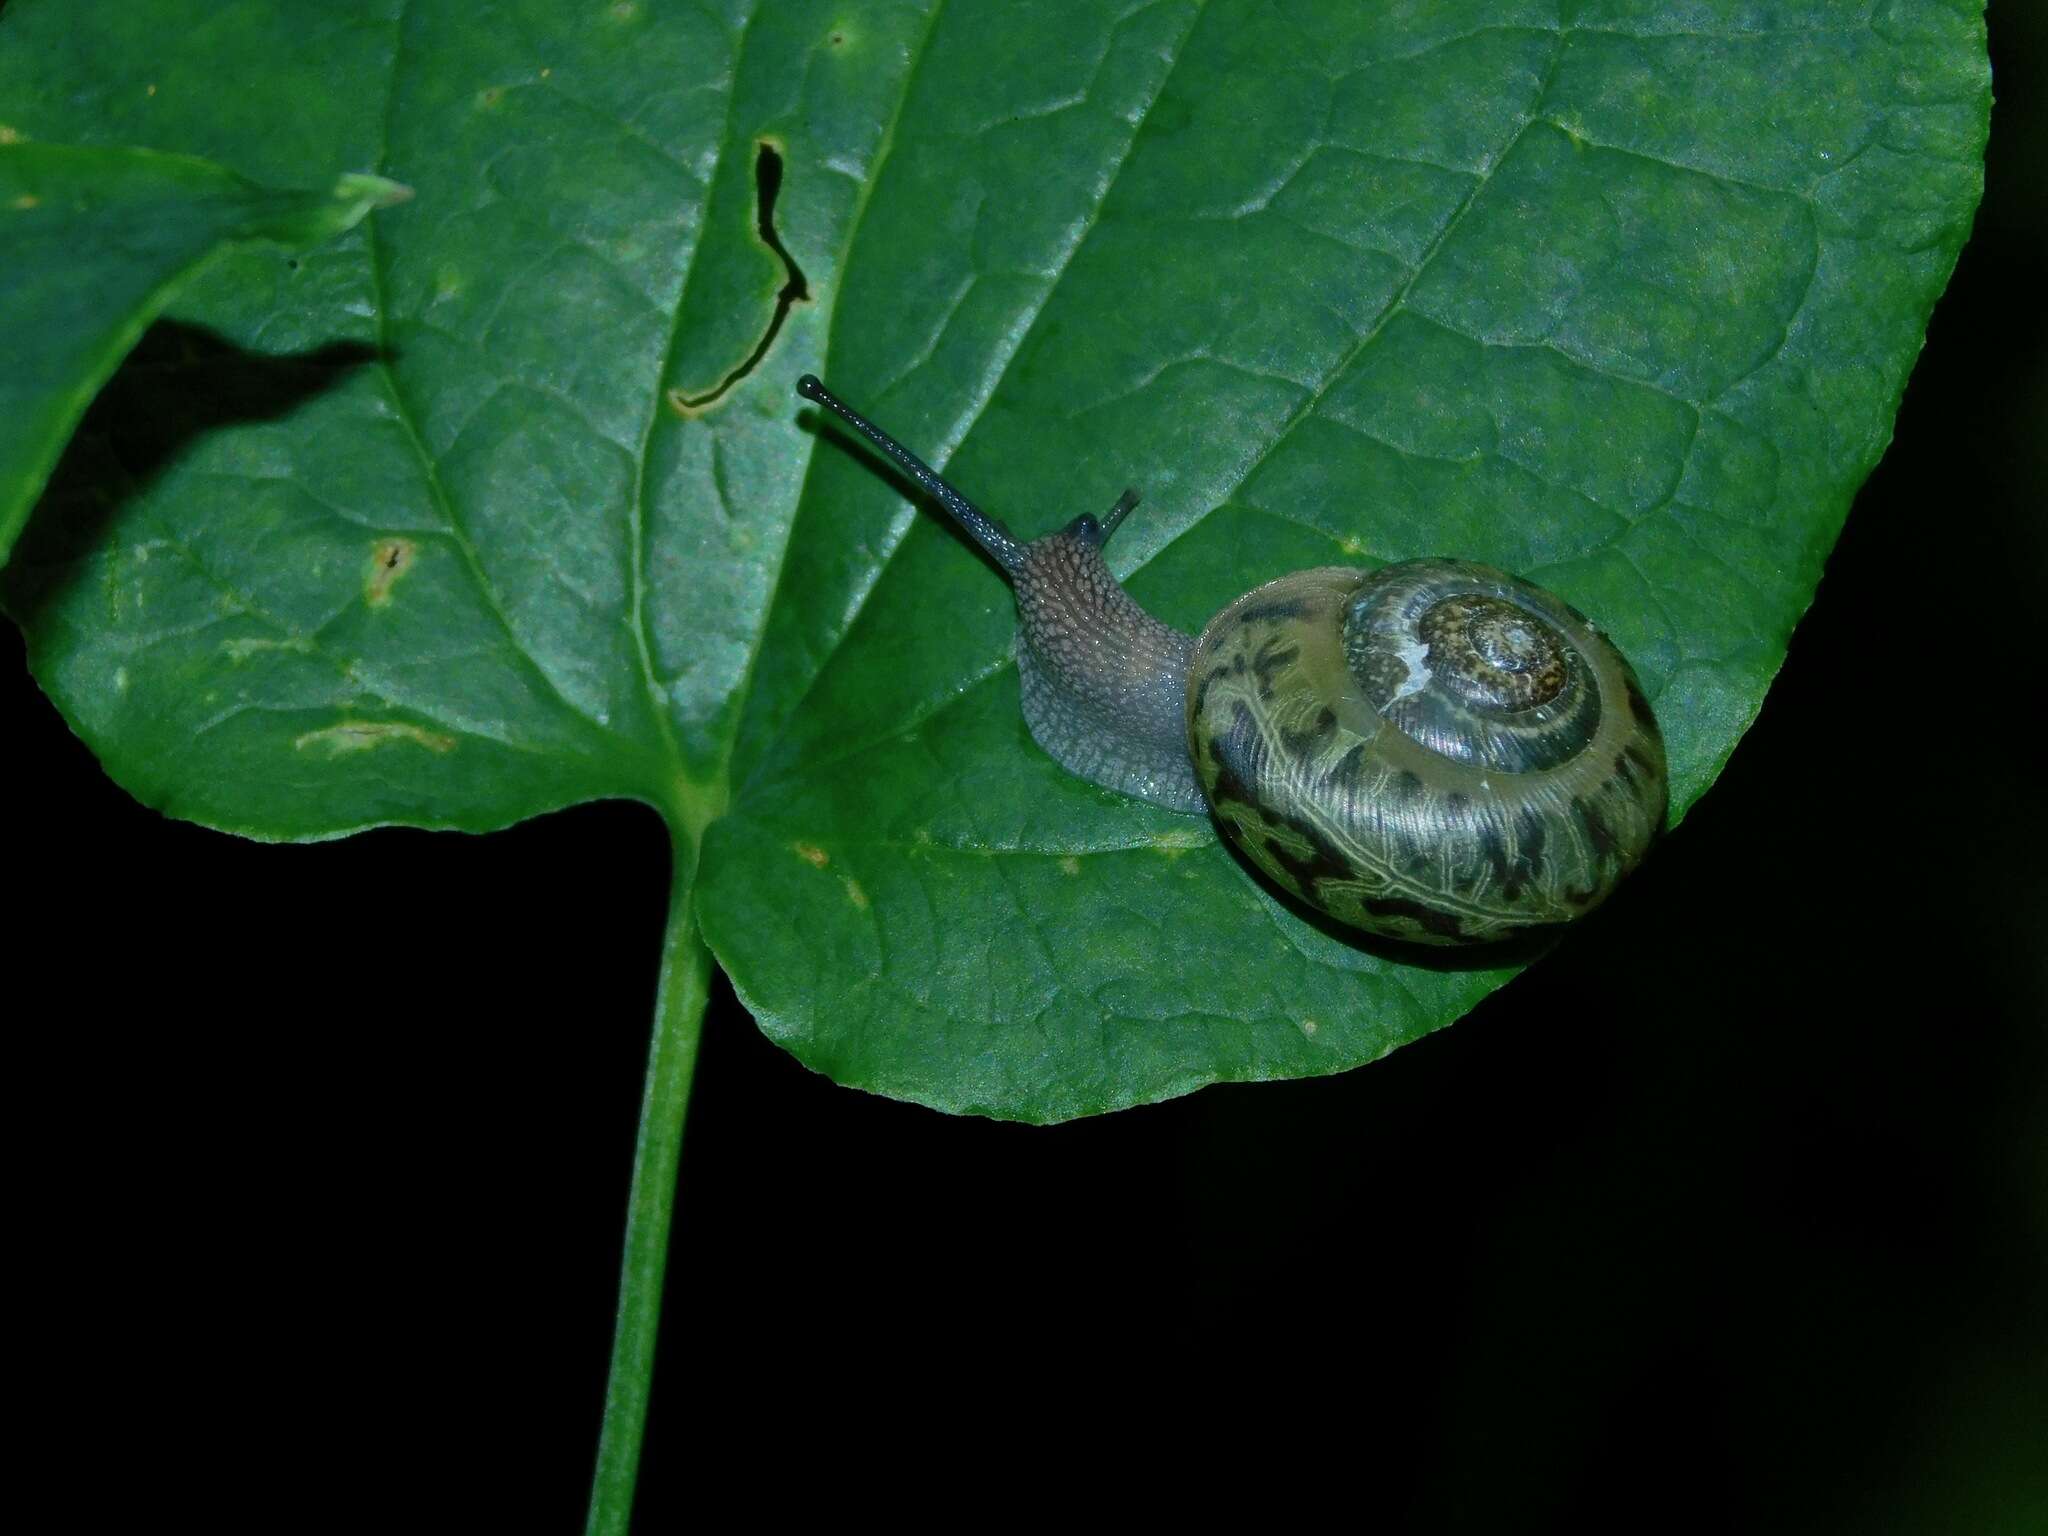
<box><xmin>795</xmin><ymin>375</ymin><xmax>1668</xmax><ymax>947</ymax></box>
<box><xmin>1188</xmin><ymin>561</ymin><xmax>1665</xmax><ymax>945</ymax></box>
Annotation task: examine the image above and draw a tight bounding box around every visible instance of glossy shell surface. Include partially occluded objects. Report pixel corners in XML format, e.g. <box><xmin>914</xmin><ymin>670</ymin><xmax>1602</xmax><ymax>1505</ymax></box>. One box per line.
<box><xmin>1186</xmin><ymin>560</ymin><xmax>1667</xmax><ymax>945</ymax></box>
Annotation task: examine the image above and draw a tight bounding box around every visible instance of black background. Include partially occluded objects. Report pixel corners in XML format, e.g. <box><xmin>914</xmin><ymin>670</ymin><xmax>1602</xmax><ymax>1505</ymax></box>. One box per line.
<box><xmin>12</xmin><ymin>9</ymin><xmax>2043</xmax><ymax>1530</ymax></box>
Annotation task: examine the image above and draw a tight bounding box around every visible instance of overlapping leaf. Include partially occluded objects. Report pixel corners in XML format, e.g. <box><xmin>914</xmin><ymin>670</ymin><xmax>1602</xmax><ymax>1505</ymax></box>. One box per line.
<box><xmin>0</xmin><ymin>140</ymin><xmax>405</xmax><ymax>561</ymax></box>
<box><xmin>1</xmin><ymin>0</ymin><xmax>1988</xmax><ymax>1119</ymax></box>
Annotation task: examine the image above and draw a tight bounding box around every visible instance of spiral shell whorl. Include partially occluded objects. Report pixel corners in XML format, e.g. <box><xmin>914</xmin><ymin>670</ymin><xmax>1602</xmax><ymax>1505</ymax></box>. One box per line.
<box><xmin>1187</xmin><ymin>561</ymin><xmax>1667</xmax><ymax>945</ymax></box>
<box><xmin>1344</xmin><ymin>559</ymin><xmax>1605</xmax><ymax>775</ymax></box>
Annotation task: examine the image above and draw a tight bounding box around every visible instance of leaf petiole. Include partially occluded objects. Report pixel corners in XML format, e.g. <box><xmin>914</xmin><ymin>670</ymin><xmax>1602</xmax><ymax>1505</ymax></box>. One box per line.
<box><xmin>583</xmin><ymin>840</ymin><xmax>711</xmax><ymax>1536</ymax></box>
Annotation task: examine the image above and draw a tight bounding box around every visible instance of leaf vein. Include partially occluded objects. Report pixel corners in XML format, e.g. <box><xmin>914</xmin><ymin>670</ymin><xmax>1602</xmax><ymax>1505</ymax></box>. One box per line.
<box><xmin>624</xmin><ymin>0</ymin><xmax>762</xmax><ymax>802</ymax></box>
<box><xmin>364</xmin><ymin>0</ymin><xmax>617</xmax><ymax>743</ymax></box>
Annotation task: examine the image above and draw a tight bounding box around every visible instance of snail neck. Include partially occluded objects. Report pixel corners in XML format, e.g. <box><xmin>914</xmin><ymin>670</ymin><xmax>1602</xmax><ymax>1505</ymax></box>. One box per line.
<box><xmin>1011</xmin><ymin>518</ymin><xmax>1204</xmax><ymax>816</ymax></box>
<box><xmin>792</xmin><ymin>375</ymin><xmax>1199</xmax><ymax>812</ymax></box>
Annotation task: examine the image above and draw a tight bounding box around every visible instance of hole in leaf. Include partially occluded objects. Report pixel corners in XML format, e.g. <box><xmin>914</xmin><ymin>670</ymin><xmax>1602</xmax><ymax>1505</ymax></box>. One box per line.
<box><xmin>668</xmin><ymin>140</ymin><xmax>810</xmax><ymax>415</ymax></box>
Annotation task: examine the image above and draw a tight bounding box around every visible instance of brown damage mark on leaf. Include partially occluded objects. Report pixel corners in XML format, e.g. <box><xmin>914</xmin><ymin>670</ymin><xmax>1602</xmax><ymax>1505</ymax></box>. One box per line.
<box><xmin>366</xmin><ymin>537</ymin><xmax>416</xmax><ymax>606</ymax></box>
<box><xmin>295</xmin><ymin>719</ymin><xmax>456</xmax><ymax>757</ymax></box>
<box><xmin>842</xmin><ymin>876</ymin><xmax>869</xmax><ymax>911</ymax></box>
<box><xmin>667</xmin><ymin>139</ymin><xmax>810</xmax><ymax>417</ymax></box>
<box><xmin>792</xmin><ymin>841</ymin><xmax>829</xmax><ymax>868</ymax></box>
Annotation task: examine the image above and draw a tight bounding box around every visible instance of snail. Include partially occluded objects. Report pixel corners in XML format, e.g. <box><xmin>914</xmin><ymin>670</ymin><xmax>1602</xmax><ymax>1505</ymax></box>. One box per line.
<box><xmin>796</xmin><ymin>374</ymin><xmax>1667</xmax><ymax>946</ymax></box>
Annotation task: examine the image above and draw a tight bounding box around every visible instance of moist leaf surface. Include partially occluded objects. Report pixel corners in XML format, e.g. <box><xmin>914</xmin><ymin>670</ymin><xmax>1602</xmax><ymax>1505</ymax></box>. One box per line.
<box><xmin>1</xmin><ymin>0</ymin><xmax>1989</xmax><ymax>1119</ymax></box>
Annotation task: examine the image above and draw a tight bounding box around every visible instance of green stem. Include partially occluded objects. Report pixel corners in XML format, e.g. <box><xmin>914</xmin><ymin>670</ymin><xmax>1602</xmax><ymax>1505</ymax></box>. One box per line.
<box><xmin>584</xmin><ymin>843</ymin><xmax>712</xmax><ymax>1536</ymax></box>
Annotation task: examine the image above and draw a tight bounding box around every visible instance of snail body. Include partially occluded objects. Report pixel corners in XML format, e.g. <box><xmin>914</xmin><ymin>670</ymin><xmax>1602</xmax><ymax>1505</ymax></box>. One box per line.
<box><xmin>797</xmin><ymin>375</ymin><xmax>1667</xmax><ymax>946</ymax></box>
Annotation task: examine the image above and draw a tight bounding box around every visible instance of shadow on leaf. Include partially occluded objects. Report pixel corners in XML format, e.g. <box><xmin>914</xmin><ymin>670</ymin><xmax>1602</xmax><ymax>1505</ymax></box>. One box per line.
<box><xmin>4</xmin><ymin>320</ymin><xmax>378</xmax><ymax>622</ymax></box>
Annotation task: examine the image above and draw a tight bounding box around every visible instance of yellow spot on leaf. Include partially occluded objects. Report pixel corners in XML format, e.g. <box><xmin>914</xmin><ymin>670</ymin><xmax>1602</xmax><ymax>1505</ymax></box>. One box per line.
<box><xmin>10</xmin><ymin>194</ymin><xmax>38</xmax><ymax>211</ymax></box>
<box><xmin>1150</xmin><ymin>827</ymin><xmax>1207</xmax><ymax>858</ymax></box>
<box><xmin>146</xmin><ymin>83</ymin><xmax>157</xmax><ymax>97</ymax></box>
<box><xmin>366</xmin><ymin>538</ymin><xmax>416</xmax><ymax>606</ymax></box>
<box><xmin>295</xmin><ymin>720</ymin><xmax>455</xmax><ymax>756</ymax></box>
<box><xmin>0</xmin><ymin>127</ymin><xmax>23</xmax><ymax>145</ymax></box>
<box><xmin>792</xmin><ymin>841</ymin><xmax>829</xmax><ymax>869</ymax></box>
<box><xmin>842</xmin><ymin>876</ymin><xmax>869</xmax><ymax>910</ymax></box>
<box><xmin>113</xmin><ymin>667</ymin><xmax>129</xmax><ymax>694</ymax></box>
<box><xmin>1341</xmin><ymin>535</ymin><xmax>1365</xmax><ymax>556</ymax></box>
<box><xmin>223</xmin><ymin>635</ymin><xmax>314</xmax><ymax>662</ymax></box>
<box><xmin>1300</xmin><ymin>1018</ymin><xmax>1320</xmax><ymax>1039</ymax></box>
<box><xmin>1058</xmin><ymin>855</ymin><xmax>1081</xmax><ymax>876</ymax></box>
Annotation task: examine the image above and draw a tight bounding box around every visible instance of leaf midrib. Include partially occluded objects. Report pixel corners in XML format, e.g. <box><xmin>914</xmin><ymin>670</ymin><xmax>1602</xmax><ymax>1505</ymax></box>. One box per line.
<box><xmin>703</xmin><ymin>0</ymin><xmax>959</xmax><ymax>815</ymax></box>
<box><xmin>626</xmin><ymin>0</ymin><xmax>766</xmax><ymax>826</ymax></box>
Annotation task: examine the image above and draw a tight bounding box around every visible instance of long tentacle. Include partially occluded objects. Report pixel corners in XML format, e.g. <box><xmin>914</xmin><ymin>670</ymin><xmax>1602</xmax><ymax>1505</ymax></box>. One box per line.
<box><xmin>797</xmin><ymin>375</ymin><xmax>1025</xmax><ymax>574</ymax></box>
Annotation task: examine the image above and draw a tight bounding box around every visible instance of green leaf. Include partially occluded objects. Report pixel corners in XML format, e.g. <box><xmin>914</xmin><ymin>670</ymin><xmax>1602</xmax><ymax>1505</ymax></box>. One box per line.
<box><xmin>700</xmin><ymin>0</ymin><xmax>1991</xmax><ymax>1120</ymax></box>
<box><xmin>0</xmin><ymin>138</ymin><xmax>406</xmax><ymax>564</ymax></box>
<box><xmin>3</xmin><ymin>0</ymin><xmax>1988</xmax><ymax>1131</ymax></box>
